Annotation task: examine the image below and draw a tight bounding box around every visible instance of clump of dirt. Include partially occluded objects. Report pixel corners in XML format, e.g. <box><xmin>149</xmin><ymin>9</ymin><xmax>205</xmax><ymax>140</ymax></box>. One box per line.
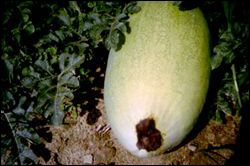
<box><xmin>38</xmin><ymin>98</ymin><xmax>241</xmax><ymax>165</ymax></box>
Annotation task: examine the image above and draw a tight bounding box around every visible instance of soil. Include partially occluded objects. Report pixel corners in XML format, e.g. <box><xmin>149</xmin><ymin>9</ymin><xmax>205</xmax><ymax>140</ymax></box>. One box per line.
<box><xmin>38</xmin><ymin>97</ymin><xmax>241</xmax><ymax>165</ymax></box>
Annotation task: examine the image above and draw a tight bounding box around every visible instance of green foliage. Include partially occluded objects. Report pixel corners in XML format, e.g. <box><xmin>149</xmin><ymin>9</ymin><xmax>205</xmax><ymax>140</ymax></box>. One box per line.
<box><xmin>2</xmin><ymin>97</ymin><xmax>40</xmax><ymax>165</ymax></box>
<box><xmin>203</xmin><ymin>1</ymin><xmax>249</xmax><ymax>122</ymax></box>
<box><xmin>1</xmin><ymin>1</ymin><xmax>140</xmax><ymax>164</ymax></box>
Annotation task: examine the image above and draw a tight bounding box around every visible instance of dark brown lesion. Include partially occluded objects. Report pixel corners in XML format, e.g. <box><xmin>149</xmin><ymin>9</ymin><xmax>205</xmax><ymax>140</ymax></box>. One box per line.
<box><xmin>136</xmin><ymin>118</ymin><xmax>162</xmax><ymax>152</ymax></box>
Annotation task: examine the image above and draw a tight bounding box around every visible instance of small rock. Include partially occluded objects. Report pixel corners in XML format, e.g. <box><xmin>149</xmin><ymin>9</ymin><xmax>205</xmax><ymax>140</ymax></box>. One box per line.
<box><xmin>187</xmin><ymin>144</ymin><xmax>197</xmax><ymax>152</ymax></box>
<box><xmin>96</xmin><ymin>67</ymin><xmax>101</xmax><ymax>73</ymax></box>
<box><xmin>83</xmin><ymin>154</ymin><xmax>93</xmax><ymax>164</ymax></box>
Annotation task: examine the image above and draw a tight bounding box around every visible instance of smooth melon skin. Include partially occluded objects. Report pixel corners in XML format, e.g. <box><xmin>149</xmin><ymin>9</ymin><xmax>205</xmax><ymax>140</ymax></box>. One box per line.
<box><xmin>104</xmin><ymin>1</ymin><xmax>210</xmax><ymax>157</ymax></box>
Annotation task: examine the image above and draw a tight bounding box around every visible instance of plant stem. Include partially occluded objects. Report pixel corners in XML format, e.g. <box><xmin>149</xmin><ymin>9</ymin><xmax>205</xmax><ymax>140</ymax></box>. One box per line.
<box><xmin>231</xmin><ymin>64</ymin><xmax>242</xmax><ymax>111</ymax></box>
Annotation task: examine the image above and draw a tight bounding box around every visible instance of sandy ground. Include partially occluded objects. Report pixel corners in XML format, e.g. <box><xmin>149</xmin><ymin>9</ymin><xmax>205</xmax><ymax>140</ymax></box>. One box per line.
<box><xmin>38</xmin><ymin>97</ymin><xmax>241</xmax><ymax>165</ymax></box>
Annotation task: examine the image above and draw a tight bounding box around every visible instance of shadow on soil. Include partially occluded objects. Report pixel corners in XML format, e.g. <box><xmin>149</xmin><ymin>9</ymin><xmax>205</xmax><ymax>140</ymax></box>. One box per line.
<box><xmin>73</xmin><ymin>44</ymin><xmax>109</xmax><ymax>125</ymax></box>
